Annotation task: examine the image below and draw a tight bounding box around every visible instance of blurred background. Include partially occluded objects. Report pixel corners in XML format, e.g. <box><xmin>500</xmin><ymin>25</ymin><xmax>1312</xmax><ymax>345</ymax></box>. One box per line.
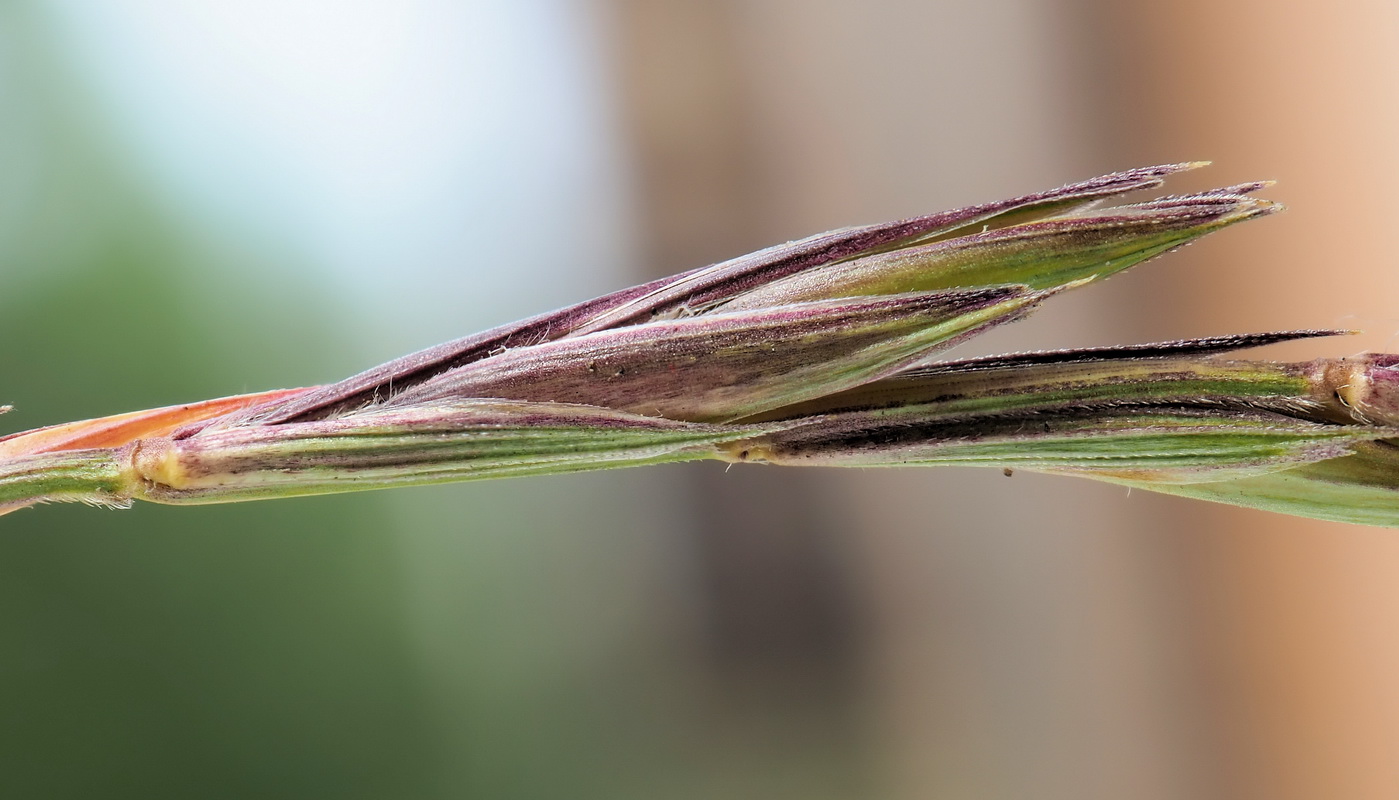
<box><xmin>2</xmin><ymin>1</ymin><xmax>1398</xmax><ymax>797</ymax></box>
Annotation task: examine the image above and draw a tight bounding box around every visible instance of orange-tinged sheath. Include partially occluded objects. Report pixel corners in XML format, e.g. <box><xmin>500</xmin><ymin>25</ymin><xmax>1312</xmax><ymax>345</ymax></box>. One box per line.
<box><xmin>0</xmin><ymin>388</ymin><xmax>313</xmax><ymax>458</ymax></box>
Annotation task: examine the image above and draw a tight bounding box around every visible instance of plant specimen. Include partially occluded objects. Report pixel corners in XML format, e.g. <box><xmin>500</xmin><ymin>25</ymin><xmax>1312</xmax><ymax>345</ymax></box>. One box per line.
<box><xmin>5</xmin><ymin>163</ymin><xmax>1398</xmax><ymax>526</ymax></box>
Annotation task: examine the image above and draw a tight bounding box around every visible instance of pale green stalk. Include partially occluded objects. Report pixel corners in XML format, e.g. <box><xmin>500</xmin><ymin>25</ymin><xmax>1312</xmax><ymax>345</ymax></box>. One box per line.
<box><xmin>1110</xmin><ymin>443</ymin><xmax>1399</xmax><ymax>527</ymax></box>
<box><xmin>0</xmin><ymin>401</ymin><xmax>785</xmax><ymax>508</ymax></box>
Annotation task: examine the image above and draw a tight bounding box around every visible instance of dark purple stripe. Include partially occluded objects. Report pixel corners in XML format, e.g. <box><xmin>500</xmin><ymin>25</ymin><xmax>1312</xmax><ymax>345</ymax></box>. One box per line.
<box><xmin>894</xmin><ymin>330</ymin><xmax>1348</xmax><ymax>377</ymax></box>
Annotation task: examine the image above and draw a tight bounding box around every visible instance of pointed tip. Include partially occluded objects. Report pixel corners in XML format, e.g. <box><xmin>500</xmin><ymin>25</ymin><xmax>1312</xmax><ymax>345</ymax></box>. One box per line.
<box><xmin>1118</xmin><ymin>162</ymin><xmax>1211</xmax><ymax>182</ymax></box>
<box><xmin>1035</xmin><ymin>276</ymin><xmax>1098</xmax><ymax>296</ymax></box>
<box><xmin>1119</xmin><ymin>161</ymin><xmax>1210</xmax><ymax>176</ymax></box>
<box><xmin>1120</xmin><ymin>192</ymin><xmax>1283</xmax><ymax>222</ymax></box>
<box><xmin>1218</xmin><ymin>179</ymin><xmax>1277</xmax><ymax>194</ymax></box>
<box><xmin>1238</xmin><ymin>197</ymin><xmax>1284</xmax><ymax>216</ymax></box>
<box><xmin>1044</xmin><ymin>163</ymin><xmax>1205</xmax><ymax>200</ymax></box>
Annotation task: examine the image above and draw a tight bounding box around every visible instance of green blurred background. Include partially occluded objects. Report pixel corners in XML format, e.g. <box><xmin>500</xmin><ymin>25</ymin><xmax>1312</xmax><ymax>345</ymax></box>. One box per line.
<box><xmin>5</xmin><ymin>2</ymin><xmax>1399</xmax><ymax>798</ymax></box>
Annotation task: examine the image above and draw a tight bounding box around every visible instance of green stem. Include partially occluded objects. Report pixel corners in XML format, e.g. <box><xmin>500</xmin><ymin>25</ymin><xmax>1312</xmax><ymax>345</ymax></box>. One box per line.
<box><xmin>0</xmin><ymin>448</ymin><xmax>130</xmax><ymax>510</ymax></box>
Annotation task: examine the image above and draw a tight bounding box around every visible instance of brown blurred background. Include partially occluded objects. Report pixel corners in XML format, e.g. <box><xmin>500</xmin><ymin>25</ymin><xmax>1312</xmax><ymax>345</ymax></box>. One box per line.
<box><xmin>613</xmin><ymin>2</ymin><xmax>1399</xmax><ymax>797</ymax></box>
<box><xmin>2</xmin><ymin>1</ymin><xmax>1398</xmax><ymax>798</ymax></box>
